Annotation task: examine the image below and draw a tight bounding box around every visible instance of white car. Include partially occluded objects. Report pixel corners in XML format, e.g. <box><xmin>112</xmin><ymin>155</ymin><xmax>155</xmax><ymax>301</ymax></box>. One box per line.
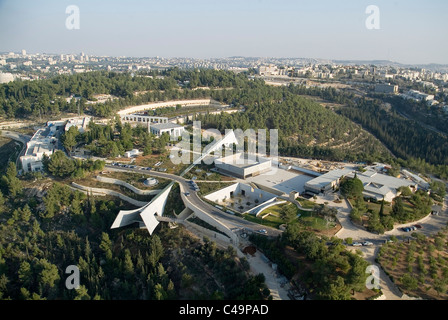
<box><xmin>362</xmin><ymin>241</ymin><xmax>374</xmax><ymax>246</ymax></box>
<box><xmin>352</xmin><ymin>242</ymin><xmax>363</xmax><ymax>247</ymax></box>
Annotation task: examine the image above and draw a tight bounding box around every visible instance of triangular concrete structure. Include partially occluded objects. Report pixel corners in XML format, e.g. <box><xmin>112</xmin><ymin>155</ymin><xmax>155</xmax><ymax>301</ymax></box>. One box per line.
<box><xmin>111</xmin><ymin>182</ymin><xmax>174</xmax><ymax>235</ymax></box>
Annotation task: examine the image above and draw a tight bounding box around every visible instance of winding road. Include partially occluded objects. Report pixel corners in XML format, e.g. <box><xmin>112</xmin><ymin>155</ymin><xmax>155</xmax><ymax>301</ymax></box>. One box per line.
<box><xmin>105</xmin><ymin>164</ymin><xmax>282</xmax><ymax>238</ymax></box>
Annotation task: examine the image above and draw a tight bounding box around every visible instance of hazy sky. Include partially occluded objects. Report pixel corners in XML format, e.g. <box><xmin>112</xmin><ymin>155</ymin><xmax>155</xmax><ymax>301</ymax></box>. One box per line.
<box><xmin>0</xmin><ymin>0</ymin><xmax>447</xmax><ymax>64</ymax></box>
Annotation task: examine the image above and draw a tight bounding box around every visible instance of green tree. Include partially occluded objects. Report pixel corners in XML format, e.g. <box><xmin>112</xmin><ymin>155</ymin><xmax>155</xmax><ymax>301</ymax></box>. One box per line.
<box><xmin>340</xmin><ymin>176</ymin><xmax>364</xmax><ymax>199</ymax></box>
<box><xmin>392</xmin><ymin>197</ymin><xmax>406</xmax><ymax>222</ymax></box>
<box><xmin>47</xmin><ymin>151</ymin><xmax>76</xmax><ymax>177</ymax></box>
<box><xmin>74</xmin><ymin>285</ymin><xmax>91</xmax><ymax>300</ymax></box>
<box><xmin>280</xmin><ymin>204</ymin><xmax>297</xmax><ymax>223</ymax></box>
<box><xmin>62</xmin><ymin>126</ymin><xmax>79</xmax><ymax>153</ymax></box>
<box><xmin>18</xmin><ymin>261</ymin><xmax>33</xmax><ymax>288</ymax></box>
<box><xmin>20</xmin><ymin>204</ymin><xmax>32</xmax><ymax>222</ymax></box>
<box><xmin>0</xmin><ymin>190</ymin><xmax>5</xmax><ymax>210</ymax></box>
<box><xmin>319</xmin><ymin>276</ymin><xmax>351</xmax><ymax>300</ymax></box>
<box><xmin>38</xmin><ymin>259</ymin><xmax>60</xmax><ymax>289</ymax></box>
<box><xmin>123</xmin><ymin>249</ymin><xmax>134</xmax><ymax>277</ymax></box>
<box><xmin>430</xmin><ymin>180</ymin><xmax>446</xmax><ymax>201</ymax></box>
<box><xmin>99</xmin><ymin>232</ymin><xmax>113</xmax><ymax>261</ymax></box>
<box><xmin>1</xmin><ymin>162</ymin><xmax>22</xmax><ymax>197</ymax></box>
<box><xmin>401</xmin><ymin>273</ymin><xmax>418</xmax><ymax>291</ymax></box>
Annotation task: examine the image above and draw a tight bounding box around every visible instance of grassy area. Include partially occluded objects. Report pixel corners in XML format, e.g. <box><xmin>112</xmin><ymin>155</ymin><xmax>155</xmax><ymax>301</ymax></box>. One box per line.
<box><xmin>134</xmin><ymin>153</ymin><xmax>190</xmax><ymax>175</ymax></box>
<box><xmin>297</xmin><ymin>211</ymin><xmax>336</xmax><ymax>231</ymax></box>
<box><xmin>250</xmin><ymin>202</ymin><xmax>336</xmax><ymax>231</ymax></box>
<box><xmin>366</xmin><ymin>201</ymin><xmax>392</xmax><ymax>215</ymax></box>
<box><xmin>102</xmin><ymin>171</ymin><xmax>171</xmax><ymax>190</ymax></box>
<box><xmin>259</xmin><ymin>204</ymin><xmax>288</xmax><ymax>216</ymax></box>
<box><xmin>70</xmin><ymin>176</ymin><xmax>155</xmax><ymax>202</ymax></box>
<box><xmin>243</xmin><ymin>213</ymin><xmax>285</xmax><ymax>229</ymax></box>
<box><xmin>196</xmin><ymin>181</ymin><xmax>235</xmax><ymax>196</ymax></box>
<box><xmin>183</xmin><ymin>164</ymin><xmax>233</xmax><ymax>182</ymax></box>
<box><xmin>297</xmin><ymin>198</ymin><xmax>318</xmax><ymax>209</ymax></box>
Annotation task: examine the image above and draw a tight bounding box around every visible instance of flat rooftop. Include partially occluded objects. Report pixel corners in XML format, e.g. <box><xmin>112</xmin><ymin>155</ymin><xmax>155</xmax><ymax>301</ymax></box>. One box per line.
<box><xmin>215</xmin><ymin>152</ymin><xmax>270</xmax><ymax>169</ymax></box>
<box><xmin>150</xmin><ymin>123</ymin><xmax>184</xmax><ymax>130</ymax></box>
<box><xmin>246</xmin><ymin>167</ymin><xmax>315</xmax><ymax>194</ymax></box>
<box><xmin>305</xmin><ymin>168</ymin><xmax>354</xmax><ymax>189</ymax></box>
<box><xmin>346</xmin><ymin>170</ymin><xmax>415</xmax><ymax>190</ymax></box>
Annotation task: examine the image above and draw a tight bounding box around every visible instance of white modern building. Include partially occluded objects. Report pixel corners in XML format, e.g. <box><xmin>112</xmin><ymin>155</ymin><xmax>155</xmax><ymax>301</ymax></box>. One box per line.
<box><xmin>120</xmin><ymin>114</ymin><xmax>168</xmax><ymax>126</ymax></box>
<box><xmin>304</xmin><ymin>168</ymin><xmax>417</xmax><ymax>202</ymax></box>
<box><xmin>304</xmin><ymin>168</ymin><xmax>354</xmax><ymax>195</ymax></box>
<box><xmin>400</xmin><ymin>90</ymin><xmax>435</xmax><ymax>102</ymax></box>
<box><xmin>124</xmin><ymin>149</ymin><xmax>141</xmax><ymax>158</ymax></box>
<box><xmin>64</xmin><ymin>117</ymin><xmax>91</xmax><ymax>134</ymax></box>
<box><xmin>20</xmin><ymin>127</ymin><xmax>57</xmax><ymax>172</ymax></box>
<box><xmin>204</xmin><ymin>182</ymin><xmax>278</xmax><ymax>214</ymax></box>
<box><xmin>0</xmin><ymin>72</ymin><xmax>14</xmax><ymax>84</ymax></box>
<box><xmin>214</xmin><ymin>153</ymin><xmax>272</xmax><ymax>179</ymax></box>
<box><xmin>149</xmin><ymin>123</ymin><xmax>185</xmax><ymax>138</ymax></box>
<box><xmin>345</xmin><ymin>170</ymin><xmax>416</xmax><ymax>202</ymax></box>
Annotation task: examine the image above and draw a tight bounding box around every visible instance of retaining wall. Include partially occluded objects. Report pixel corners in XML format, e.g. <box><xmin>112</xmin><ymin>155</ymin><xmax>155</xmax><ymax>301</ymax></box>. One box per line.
<box><xmin>96</xmin><ymin>176</ymin><xmax>161</xmax><ymax>195</ymax></box>
<box><xmin>71</xmin><ymin>182</ymin><xmax>148</xmax><ymax>207</ymax></box>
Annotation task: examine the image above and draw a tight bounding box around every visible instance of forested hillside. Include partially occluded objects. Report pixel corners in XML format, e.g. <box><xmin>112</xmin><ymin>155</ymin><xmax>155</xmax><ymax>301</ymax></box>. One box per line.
<box><xmin>2</xmin><ymin>68</ymin><xmax>448</xmax><ymax>177</ymax></box>
<box><xmin>0</xmin><ymin>172</ymin><xmax>268</xmax><ymax>300</ymax></box>
<box><xmin>197</xmin><ymin>91</ymin><xmax>390</xmax><ymax>162</ymax></box>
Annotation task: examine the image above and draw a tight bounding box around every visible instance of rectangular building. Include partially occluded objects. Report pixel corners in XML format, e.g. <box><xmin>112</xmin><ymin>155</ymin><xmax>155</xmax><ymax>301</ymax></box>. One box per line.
<box><xmin>214</xmin><ymin>153</ymin><xmax>272</xmax><ymax>179</ymax></box>
<box><xmin>149</xmin><ymin>123</ymin><xmax>185</xmax><ymax>138</ymax></box>
<box><xmin>20</xmin><ymin>127</ymin><xmax>57</xmax><ymax>173</ymax></box>
<box><xmin>375</xmin><ymin>83</ymin><xmax>398</xmax><ymax>94</ymax></box>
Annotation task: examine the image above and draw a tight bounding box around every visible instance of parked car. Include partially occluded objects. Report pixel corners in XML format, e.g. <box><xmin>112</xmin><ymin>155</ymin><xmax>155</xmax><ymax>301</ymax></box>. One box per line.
<box><xmin>258</xmin><ymin>229</ymin><xmax>268</xmax><ymax>234</ymax></box>
<box><xmin>184</xmin><ymin>192</ymin><xmax>190</xmax><ymax>197</ymax></box>
<box><xmin>352</xmin><ymin>242</ymin><xmax>363</xmax><ymax>247</ymax></box>
<box><xmin>414</xmin><ymin>224</ymin><xmax>423</xmax><ymax>229</ymax></box>
<box><xmin>402</xmin><ymin>227</ymin><xmax>411</xmax><ymax>232</ymax></box>
<box><xmin>362</xmin><ymin>241</ymin><xmax>374</xmax><ymax>246</ymax></box>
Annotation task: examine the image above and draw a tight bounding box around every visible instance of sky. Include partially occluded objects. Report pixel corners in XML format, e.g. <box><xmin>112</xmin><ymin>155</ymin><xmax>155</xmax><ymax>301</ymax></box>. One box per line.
<box><xmin>0</xmin><ymin>0</ymin><xmax>447</xmax><ymax>64</ymax></box>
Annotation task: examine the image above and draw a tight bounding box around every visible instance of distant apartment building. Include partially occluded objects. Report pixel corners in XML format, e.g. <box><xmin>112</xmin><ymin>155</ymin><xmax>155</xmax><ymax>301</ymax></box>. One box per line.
<box><xmin>374</xmin><ymin>83</ymin><xmax>398</xmax><ymax>94</ymax></box>
<box><xmin>0</xmin><ymin>72</ymin><xmax>14</xmax><ymax>84</ymax></box>
<box><xmin>258</xmin><ymin>64</ymin><xmax>287</xmax><ymax>76</ymax></box>
<box><xmin>400</xmin><ymin>90</ymin><xmax>435</xmax><ymax>102</ymax></box>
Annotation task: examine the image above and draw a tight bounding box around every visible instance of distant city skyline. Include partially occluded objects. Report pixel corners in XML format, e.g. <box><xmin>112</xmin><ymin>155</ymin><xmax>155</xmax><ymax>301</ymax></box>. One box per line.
<box><xmin>1</xmin><ymin>0</ymin><xmax>447</xmax><ymax>65</ymax></box>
